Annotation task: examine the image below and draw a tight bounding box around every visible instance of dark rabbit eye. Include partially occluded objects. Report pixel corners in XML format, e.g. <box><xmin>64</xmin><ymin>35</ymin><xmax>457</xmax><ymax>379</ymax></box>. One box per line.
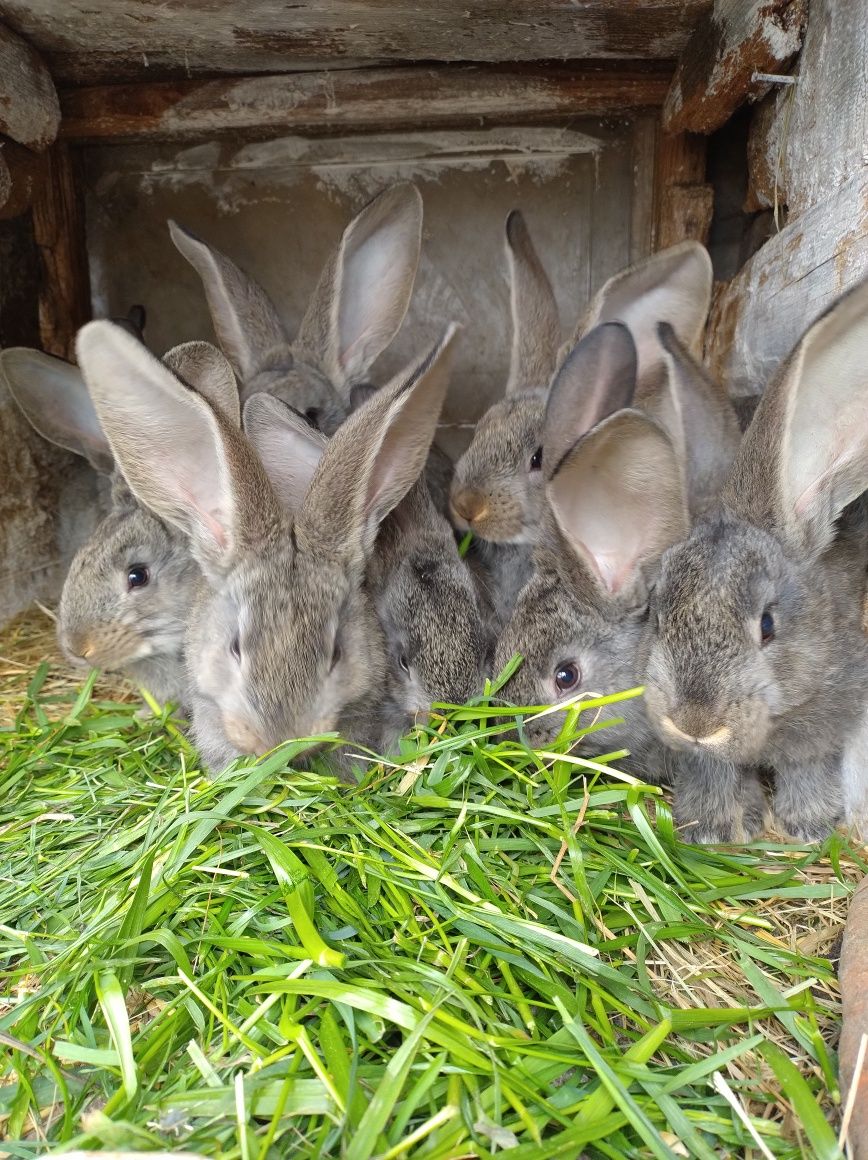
<box><xmin>230</xmin><ymin>634</ymin><xmax>241</xmax><ymax>662</ymax></box>
<box><xmin>760</xmin><ymin>609</ymin><xmax>775</xmax><ymax>645</ymax></box>
<box><xmin>529</xmin><ymin>446</ymin><xmax>543</xmax><ymax>472</ymax></box>
<box><xmin>305</xmin><ymin>407</ymin><xmax>321</xmax><ymax>428</ymax></box>
<box><xmin>399</xmin><ymin>653</ymin><xmax>410</xmax><ymax>674</ymax></box>
<box><xmin>555</xmin><ymin>662</ymin><xmax>581</xmax><ymax>692</ymax></box>
<box><xmin>127</xmin><ymin>564</ymin><xmax>150</xmax><ymax>590</ymax></box>
<box><xmin>330</xmin><ymin>641</ymin><xmax>342</xmax><ymax>671</ymax></box>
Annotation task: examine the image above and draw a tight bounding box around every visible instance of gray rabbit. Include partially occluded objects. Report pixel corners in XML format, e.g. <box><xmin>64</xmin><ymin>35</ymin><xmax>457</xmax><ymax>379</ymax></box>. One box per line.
<box><xmin>644</xmin><ymin>278</ymin><xmax>868</xmax><ymax>844</ymax></box>
<box><xmin>76</xmin><ymin>319</ymin><xmax>459</xmax><ymax>772</ymax></box>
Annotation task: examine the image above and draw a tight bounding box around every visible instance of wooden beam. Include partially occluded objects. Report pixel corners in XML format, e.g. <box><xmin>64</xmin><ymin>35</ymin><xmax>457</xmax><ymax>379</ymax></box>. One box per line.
<box><xmin>5</xmin><ymin>1</ymin><xmax>712</xmax><ymax>85</ymax></box>
<box><xmin>705</xmin><ymin>168</ymin><xmax>868</xmax><ymax>397</ymax></box>
<box><xmin>654</xmin><ymin>132</ymin><xmax>713</xmax><ymax>248</ymax></box>
<box><xmin>663</xmin><ymin>0</ymin><xmax>806</xmax><ymax>136</ymax></box>
<box><xmin>59</xmin><ymin>65</ymin><xmax>672</xmax><ymax>144</ymax></box>
<box><xmin>30</xmin><ymin>143</ymin><xmax>91</xmax><ymax>361</ymax></box>
<box><xmin>0</xmin><ymin>139</ymin><xmax>49</xmax><ymax>220</ymax></box>
<box><xmin>0</xmin><ymin>20</ymin><xmax>60</xmax><ymax>150</ymax></box>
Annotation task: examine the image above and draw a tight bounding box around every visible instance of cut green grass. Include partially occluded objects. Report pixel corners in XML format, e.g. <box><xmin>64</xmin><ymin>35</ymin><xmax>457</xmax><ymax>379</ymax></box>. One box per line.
<box><xmin>0</xmin><ymin>640</ymin><xmax>865</xmax><ymax>1158</ymax></box>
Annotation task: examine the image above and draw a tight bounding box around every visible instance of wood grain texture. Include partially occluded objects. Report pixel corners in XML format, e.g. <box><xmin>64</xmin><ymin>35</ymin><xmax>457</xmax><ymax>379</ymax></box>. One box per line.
<box><xmin>663</xmin><ymin>0</ymin><xmax>806</xmax><ymax>135</ymax></box>
<box><xmin>30</xmin><ymin>143</ymin><xmax>91</xmax><ymax>360</ymax></box>
<box><xmin>745</xmin><ymin>0</ymin><xmax>868</xmax><ymax>217</ymax></box>
<box><xmin>654</xmin><ymin>132</ymin><xmax>713</xmax><ymax>248</ymax></box>
<box><xmin>60</xmin><ymin>65</ymin><xmax>672</xmax><ymax>143</ymax></box>
<box><xmin>0</xmin><ymin>140</ymin><xmax>49</xmax><ymax>219</ymax></box>
<box><xmin>705</xmin><ymin>168</ymin><xmax>868</xmax><ymax>396</ymax></box>
<box><xmin>0</xmin><ymin>20</ymin><xmax>60</xmax><ymax>149</ymax></box>
<box><xmin>1</xmin><ymin>1</ymin><xmax>712</xmax><ymax>84</ymax></box>
<box><xmin>839</xmin><ymin>875</ymin><xmax>868</xmax><ymax>1159</ymax></box>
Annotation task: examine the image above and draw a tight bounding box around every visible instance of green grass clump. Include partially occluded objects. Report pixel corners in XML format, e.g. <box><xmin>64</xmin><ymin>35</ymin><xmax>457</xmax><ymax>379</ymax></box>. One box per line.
<box><xmin>0</xmin><ymin>664</ymin><xmax>864</xmax><ymax>1158</ymax></box>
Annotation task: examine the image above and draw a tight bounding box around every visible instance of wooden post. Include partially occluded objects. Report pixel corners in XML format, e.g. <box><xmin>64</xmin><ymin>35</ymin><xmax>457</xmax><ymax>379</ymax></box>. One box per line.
<box><xmin>654</xmin><ymin>132</ymin><xmax>713</xmax><ymax>250</ymax></box>
<box><xmin>30</xmin><ymin>143</ymin><xmax>91</xmax><ymax>360</ymax></box>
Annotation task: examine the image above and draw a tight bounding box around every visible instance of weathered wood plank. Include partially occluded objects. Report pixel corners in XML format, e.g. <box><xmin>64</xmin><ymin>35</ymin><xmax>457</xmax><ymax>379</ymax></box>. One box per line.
<box><xmin>654</xmin><ymin>132</ymin><xmax>713</xmax><ymax>248</ymax></box>
<box><xmin>745</xmin><ymin>0</ymin><xmax>868</xmax><ymax>217</ymax></box>
<box><xmin>60</xmin><ymin>65</ymin><xmax>672</xmax><ymax>144</ymax></box>
<box><xmin>0</xmin><ymin>140</ymin><xmax>49</xmax><ymax>220</ymax></box>
<box><xmin>705</xmin><ymin>168</ymin><xmax>868</xmax><ymax>397</ymax></box>
<box><xmin>2</xmin><ymin>1</ymin><xmax>712</xmax><ymax>84</ymax></box>
<box><xmin>663</xmin><ymin>0</ymin><xmax>806</xmax><ymax>136</ymax></box>
<box><xmin>0</xmin><ymin>20</ymin><xmax>60</xmax><ymax>149</ymax></box>
<box><xmin>30</xmin><ymin>144</ymin><xmax>91</xmax><ymax>360</ymax></box>
<box><xmin>839</xmin><ymin>876</ymin><xmax>868</xmax><ymax>1160</ymax></box>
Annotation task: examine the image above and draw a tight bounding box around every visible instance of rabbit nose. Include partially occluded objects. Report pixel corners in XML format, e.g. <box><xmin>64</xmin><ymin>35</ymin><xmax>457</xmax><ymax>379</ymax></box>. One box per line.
<box><xmin>450</xmin><ymin>489</ymin><xmax>489</xmax><ymax>525</ymax></box>
<box><xmin>660</xmin><ymin>709</ymin><xmax>731</xmax><ymax>748</ymax></box>
<box><xmin>223</xmin><ymin>713</ymin><xmax>268</xmax><ymax>755</ymax></box>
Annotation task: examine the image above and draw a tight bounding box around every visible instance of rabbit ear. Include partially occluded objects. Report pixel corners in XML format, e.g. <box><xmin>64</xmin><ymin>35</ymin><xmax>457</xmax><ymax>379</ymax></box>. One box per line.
<box><xmin>747</xmin><ymin>278</ymin><xmax>868</xmax><ymax>556</ymax></box>
<box><xmin>162</xmin><ymin>340</ymin><xmax>241</xmax><ymax>428</ymax></box>
<box><xmin>0</xmin><ymin>347</ymin><xmax>115</xmax><ymax>473</ymax></box>
<box><xmin>296</xmin><ymin>183</ymin><xmax>423</xmax><ymax>390</ymax></box>
<box><xmin>547</xmin><ymin>409</ymin><xmax>688</xmax><ymax>600</ymax></box>
<box><xmin>653</xmin><ymin>322</ymin><xmax>741</xmax><ymax>509</ymax></box>
<box><xmin>169</xmin><ymin>220</ymin><xmax>291</xmax><ymax>386</ymax></box>
<box><xmin>577</xmin><ymin>241</ymin><xmax>712</xmax><ymax>393</ymax></box>
<box><xmin>543</xmin><ymin>322</ymin><xmax>637</xmax><ymax>478</ymax></box>
<box><xmin>243</xmin><ymin>392</ymin><xmax>327</xmax><ymax>514</ymax></box>
<box><xmin>76</xmin><ymin>320</ymin><xmax>277</xmax><ymax>577</ymax></box>
<box><xmin>504</xmin><ymin>210</ymin><xmax>560</xmax><ymax>395</ymax></box>
<box><xmin>300</xmin><ymin>323</ymin><xmax>459</xmax><ymax>558</ymax></box>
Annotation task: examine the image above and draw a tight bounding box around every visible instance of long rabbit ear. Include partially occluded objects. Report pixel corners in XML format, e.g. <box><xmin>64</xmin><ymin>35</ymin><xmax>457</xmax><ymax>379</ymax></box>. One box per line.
<box><xmin>0</xmin><ymin>347</ymin><xmax>114</xmax><ymax>473</ymax></box>
<box><xmin>295</xmin><ymin>183</ymin><xmax>423</xmax><ymax>391</ymax></box>
<box><xmin>547</xmin><ymin>410</ymin><xmax>688</xmax><ymax>600</ymax></box>
<box><xmin>76</xmin><ymin>321</ymin><xmax>278</xmax><ymax>577</ymax></box>
<box><xmin>162</xmin><ymin>340</ymin><xmax>241</xmax><ymax>428</ymax></box>
<box><xmin>729</xmin><ymin>277</ymin><xmax>868</xmax><ymax>557</ymax></box>
<box><xmin>504</xmin><ymin>209</ymin><xmax>560</xmax><ymax>395</ymax></box>
<box><xmin>575</xmin><ymin>241</ymin><xmax>712</xmax><ymax>394</ymax></box>
<box><xmin>654</xmin><ymin>322</ymin><xmax>741</xmax><ymax>512</ymax></box>
<box><xmin>169</xmin><ymin>220</ymin><xmax>291</xmax><ymax>386</ymax></box>
<box><xmin>243</xmin><ymin>392</ymin><xmax>327</xmax><ymax>514</ymax></box>
<box><xmin>542</xmin><ymin>322</ymin><xmax>637</xmax><ymax>479</ymax></box>
<box><xmin>300</xmin><ymin>323</ymin><xmax>459</xmax><ymax>559</ymax></box>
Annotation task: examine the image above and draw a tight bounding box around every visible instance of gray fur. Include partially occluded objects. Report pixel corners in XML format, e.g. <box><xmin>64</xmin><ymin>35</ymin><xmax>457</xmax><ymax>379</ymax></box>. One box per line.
<box><xmin>645</xmin><ymin>277</ymin><xmax>868</xmax><ymax>843</ymax></box>
<box><xmin>170</xmin><ymin>182</ymin><xmax>423</xmax><ymax>437</ymax></box>
<box><xmin>494</xmin><ymin>409</ymin><xmax>688</xmax><ymax>779</ymax></box>
<box><xmin>77</xmin><ymin>320</ymin><xmax>457</xmax><ymax>773</ymax></box>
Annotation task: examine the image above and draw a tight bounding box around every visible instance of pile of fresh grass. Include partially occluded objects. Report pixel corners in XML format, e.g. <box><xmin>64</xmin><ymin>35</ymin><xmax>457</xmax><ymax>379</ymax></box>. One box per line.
<box><xmin>0</xmin><ymin>610</ymin><xmax>865</xmax><ymax>1159</ymax></box>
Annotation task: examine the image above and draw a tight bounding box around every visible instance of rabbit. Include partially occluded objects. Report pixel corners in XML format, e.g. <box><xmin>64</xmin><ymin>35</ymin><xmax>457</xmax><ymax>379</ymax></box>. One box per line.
<box><xmin>1</xmin><ymin>339</ymin><xmax>239</xmax><ymax>707</ymax></box>
<box><xmin>450</xmin><ymin>227</ymin><xmax>715</xmax><ymax>546</ymax></box>
<box><xmin>75</xmin><ymin>318</ymin><xmax>459</xmax><ymax>773</ymax></box>
<box><xmin>492</xmin><ymin>322</ymin><xmax>690</xmax><ymax>782</ymax></box>
<box><xmin>169</xmin><ymin>181</ymin><xmax>423</xmax><ymax>438</ymax></box>
<box><xmin>643</xmin><ymin>277</ymin><xmax>868</xmax><ymax>845</ymax></box>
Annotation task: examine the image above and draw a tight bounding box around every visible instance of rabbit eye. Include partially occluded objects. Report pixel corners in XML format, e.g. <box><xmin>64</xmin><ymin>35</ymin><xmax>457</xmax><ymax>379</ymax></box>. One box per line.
<box><xmin>305</xmin><ymin>407</ymin><xmax>321</xmax><ymax>428</ymax></box>
<box><xmin>330</xmin><ymin>641</ymin><xmax>342</xmax><ymax>671</ymax></box>
<box><xmin>529</xmin><ymin>446</ymin><xmax>543</xmax><ymax>472</ymax></box>
<box><xmin>127</xmin><ymin>564</ymin><xmax>150</xmax><ymax>590</ymax></box>
<box><xmin>399</xmin><ymin>652</ymin><xmax>410</xmax><ymax>674</ymax></box>
<box><xmin>760</xmin><ymin>609</ymin><xmax>775</xmax><ymax>645</ymax></box>
<box><xmin>555</xmin><ymin>661</ymin><xmax>581</xmax><ymax>692</ymax></box>
<box><xmin>230</xmin><ymin>634</ymin><xmax>241</xmax><ymax>663</ymax></box>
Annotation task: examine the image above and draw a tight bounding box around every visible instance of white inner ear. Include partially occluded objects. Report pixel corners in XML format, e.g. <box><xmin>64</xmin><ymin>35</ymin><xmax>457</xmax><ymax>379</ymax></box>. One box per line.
<box><xmin>1</xmin><ymin>347</ymin><xmax>113</xmax><ymax>470</ymax></box>
<box><xmin>244</xmin><ymin>394</ymin><xmax>326</xmax><ymax>514</ymax></box>
<box><xmin>76</xmin><ymin>321</ymin><xmax>240</xmax><ymax>567</ymax></box>
<box><xmin>585</xmin><ymin>243</ymin><xmax>712</xmax><ymax>391</ymax></box>
<box><xmin>782</xmin><ymin>289</ymin><xmax>868</xmax><ymax>533</ymax></box>
<box><xmin>336</xmin><ymin>187</ymin><xmax>422</xmax><ymax>380</ymax></box>
<box><xmin>548</xmin><ymin>412</ymin><xmax>687</xmax><ymax>597</ymax></box>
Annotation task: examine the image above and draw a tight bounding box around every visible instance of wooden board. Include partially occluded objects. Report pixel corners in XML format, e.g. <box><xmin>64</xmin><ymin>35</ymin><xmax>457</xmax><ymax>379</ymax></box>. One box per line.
<box><xmin>654</xmin><ymin>132</ymin><xmax>713</xmax><ymax>248</ymax></box>
<box><xmin>705</xmin><ymin>168</ymin><xmax>868</xmax><ymax>397</ymax></box>
<box><xmin>663</xmin><ymin>0</ymin><xmax>806</xmax><ymax>135</ymax></box>
<box><xmin>0</xmin><ymin>1</ymin><xmax>712</xmax><ymax>84</ymax></box>
<box><xmin>60</xmin><ymin>65</ymin><xmax>672</xmax><ymax>143</ymax></box>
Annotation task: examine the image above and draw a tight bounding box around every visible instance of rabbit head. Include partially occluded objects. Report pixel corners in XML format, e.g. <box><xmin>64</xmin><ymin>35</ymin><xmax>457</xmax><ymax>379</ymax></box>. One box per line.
<box><xmin>494</xmin><ymin>405</ymin><xmax>688</xmax><ymax>780</ymax></box>
<box><xmin>169</xmin><ymin>182</ymin><xmax>423</xmax><ymax>436</ymax></box>
<box><xmin>76</xmin><ymin>319</ymin><xmax>456</xmax><ymax>771</ymax></box>
<box><xmin>644</xmin><ymin>278</ymin><xmax>868</xmax><ymax>841</ymax></box>
<box><xmin>2</xmin><ymin>341</ymin><xmax>237</xmax><ymax>705</ymax></box>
